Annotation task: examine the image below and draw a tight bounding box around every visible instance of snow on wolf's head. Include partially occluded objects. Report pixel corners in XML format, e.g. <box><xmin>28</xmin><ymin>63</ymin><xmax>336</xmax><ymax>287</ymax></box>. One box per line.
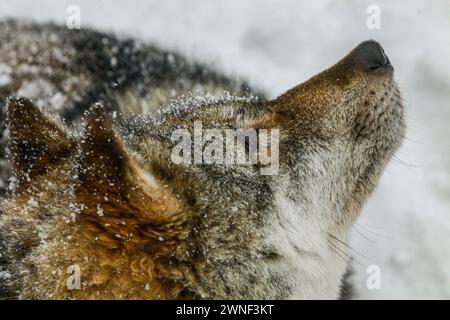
<box><xmin>0</xmin><ymin>40</ymin><xmax>404</xmax><ymax>299</ymax></box>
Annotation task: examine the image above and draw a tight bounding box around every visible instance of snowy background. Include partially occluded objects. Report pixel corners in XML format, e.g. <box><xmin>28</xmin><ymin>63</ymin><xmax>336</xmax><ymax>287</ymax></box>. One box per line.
<box><xmin>0</xmin><ymin>0</ymin><xmax>449</xmax><ymax>299</ymax></box>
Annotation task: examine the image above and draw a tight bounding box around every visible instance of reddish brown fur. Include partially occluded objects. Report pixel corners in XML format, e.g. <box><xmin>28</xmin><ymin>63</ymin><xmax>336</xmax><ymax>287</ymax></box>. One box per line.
<box><xmin>3</xmin><ymin>99</ymin><xmax>204</xmax><ymax>299</ymax></box>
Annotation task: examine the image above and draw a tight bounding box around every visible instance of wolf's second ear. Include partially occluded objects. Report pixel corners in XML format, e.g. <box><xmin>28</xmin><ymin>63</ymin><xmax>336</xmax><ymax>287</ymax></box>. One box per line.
<box><xmin>75</xmin><ymin>104</ymin><xmax>188</xmax><ymax>218</ymax></box>
<box><xmin>6</xmin><ymin>97</ymin><xmax>75</xmax><ymax>189</ymax></box>
<box><xmin>75</xmin><ymin>104</ymin><xmax>163</xmax><ymax>207</ymax></box>
<box><xmin>75</xmin><ymin>104</ymin><xmax>186</xmax><ymax>224</ymax></box>
<box><xmin>76</xmin><ymin>104</ymin><xmax>138</xmax><ymax>200</ymax></box>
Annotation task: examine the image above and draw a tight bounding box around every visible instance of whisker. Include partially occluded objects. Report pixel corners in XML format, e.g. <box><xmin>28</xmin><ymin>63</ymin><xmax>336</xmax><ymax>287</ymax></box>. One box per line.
<box><xmin>391</xmin><ymin>155</ymin><xmax>419</xmax><ymax>168</ymax></box>
<box><xmin>355</xmin><ymin>223</ymin><xmax>392</xmax><ymax>239</ymax></box>
<box><xmin>328</xmin><ymin>233</ymin><xmax>370</xmax><ymax>260</ymax></box>
<box><xmin>328</xmin><ymin>243</ymin><xmax>349</xmax><ymax>266</ymax></box>
<box><xmin>389</xmin><ymin>156</ymin><xmax>418</xmax><ymax>173</ymax></box>
<box><xmin>329</xmin><ymin>242</ymin><xmax>367</xmax><ymax>269</ymax></box>
<box><xmin>357</xmin><ymin>222</ymin><xmax>391</xmax><ymax>231</ymax></box>
<box><xmin>352</xmin><ymin>225</ymin><xmax>378</xmax><ymax>244</ymax></box>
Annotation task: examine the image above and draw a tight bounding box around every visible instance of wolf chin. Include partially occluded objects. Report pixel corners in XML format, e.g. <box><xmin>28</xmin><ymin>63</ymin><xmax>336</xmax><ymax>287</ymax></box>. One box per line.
<box><xmin>0</xmin><ymin>21</ymin><xmax>405</xmax><ymax>299</ymax></box>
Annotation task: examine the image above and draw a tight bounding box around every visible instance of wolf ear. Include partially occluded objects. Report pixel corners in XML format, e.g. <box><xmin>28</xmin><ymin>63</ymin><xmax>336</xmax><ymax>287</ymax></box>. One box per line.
<box><xmin>6</xmin><ymin>97</ymin><xmax>75</xmax><ymax>189</ymax></box>
<box><xmin>75</xmin><ymin>104</ymin><xmax>178</xmax><ymax>217</ymax></box>
<box><xmin>75</xmin><ymin>104</ymin><xmax>149</xmax><ymax>202</ymax></box>
<box><xmin>75</xmin><ymin>103</ymin><xmax>189</xmax><ymax>230</ymax></box>
<box><xmin>75</xmin><ymin>105</ymin><xmax>199</xmax><ymax>298</ymax></box>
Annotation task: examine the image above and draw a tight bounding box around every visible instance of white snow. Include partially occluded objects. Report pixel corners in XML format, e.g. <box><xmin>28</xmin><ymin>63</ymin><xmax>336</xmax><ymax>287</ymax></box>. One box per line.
<box><xmin>0</xmin><ymin>271</ymin><xmax>12</xmax><ymax>280</ymax></box>
<box><xmin>1</xmin><ymin>0</ymin><xmax>449</xmax><ymax>299</ymax></box>
<box><xmin>27</xmin><ymin>197</ymin><xmax>38</xmax><ymax>207</ymax></box>
<box><xmin>0</xmin><ymin>74</ymin><xmax>11</xmax><ymax>87</ymax></box>
<box><xmin>96</xmin><ymin>204</ymin><xmax>104</xmax><ymax>217</ymax></box>
<box><xmin>0</xmin><ymin>63</ymin><xmax>12</xmax><ymax>86</ymax></box>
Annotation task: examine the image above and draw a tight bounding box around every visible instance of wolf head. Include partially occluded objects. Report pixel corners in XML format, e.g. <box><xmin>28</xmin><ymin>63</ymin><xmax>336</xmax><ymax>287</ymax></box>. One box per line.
<box><xmin>0</xmin><ymin>40</ymin><xmax>404</xmax><ymax>299</ymax></box>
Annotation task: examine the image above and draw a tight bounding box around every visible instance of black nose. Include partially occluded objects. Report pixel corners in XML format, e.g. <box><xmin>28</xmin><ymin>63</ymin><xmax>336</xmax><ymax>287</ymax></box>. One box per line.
<box><xmin>351</xmin><ymin>40</ymin><xmax>390</xmax><ymax>71</ymax></box>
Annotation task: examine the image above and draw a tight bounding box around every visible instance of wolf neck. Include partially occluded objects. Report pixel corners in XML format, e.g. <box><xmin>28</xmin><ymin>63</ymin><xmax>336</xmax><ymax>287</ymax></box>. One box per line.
<box><xmin>264</xmin><ymin>143</ymin><xmax>359</xmax><ymax>299</ymax></box>
<box><xmin>268</xmin><ymin>187</ymin><xmax>353</xmax><ymax>299</ymax></box>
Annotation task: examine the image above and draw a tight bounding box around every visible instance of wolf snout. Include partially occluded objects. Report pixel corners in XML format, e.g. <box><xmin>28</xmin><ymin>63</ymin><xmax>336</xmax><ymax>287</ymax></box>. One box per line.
<box><xmin>350</xmin><ymin>40</ymin><xmax>391</xmax><ymax>71</ymax></box>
